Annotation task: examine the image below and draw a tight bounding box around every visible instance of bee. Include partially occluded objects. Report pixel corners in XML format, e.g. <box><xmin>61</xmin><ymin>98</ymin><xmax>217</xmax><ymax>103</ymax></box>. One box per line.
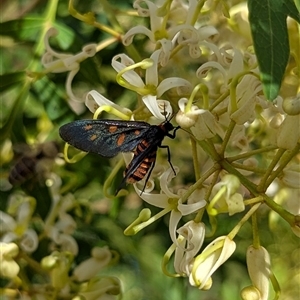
<box><xmin>59</xmin><ymin>118</ymin><xmax>179</xmax><ymax>194</ymax></box>
<box><xmin>9</xmin><ymin>141</ymin><xmax>59</xmax><ymax>186</ymax></box>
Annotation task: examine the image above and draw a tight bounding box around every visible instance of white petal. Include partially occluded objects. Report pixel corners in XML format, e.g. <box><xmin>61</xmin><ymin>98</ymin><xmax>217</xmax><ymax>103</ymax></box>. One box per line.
<box><xmin>157</xmin><ymin>38</ymin><xmax>173</xmax><ymax>66</ymax></box>
<box><xmin>0</xmin><ymin>211</ymin><xmax>16</xmax><ymax>232</ymax></box>
<box><xmin>56</xmin><ymin>213</ymin><xmax>76</xmax><ymax>234</ymax></box>
<box><xmin>145</xmin><ymin>50</ymin><xmax>160</xmax><ymax>86</ymax></box>
<box><xmin>160</xmin><ymin>166</ymin><xmax>180</xmax><ymax>197</ymax></box>
<box><xmin>139</xmin><ymin>192</ymin><xmax>170</xmax><ymax>208</ymax></box>
<box><xmin>73</xmin><ymin>247</ymin><xmax>112</xmax><ymax>282</ymax></box>
<box><xmin>196</xmin><ymin>61</ymin><xmax>226</xmax><ymax>79</ymax></box>
<box><xmin>200</xmin><ymin>237</ymin><xmax>236</xmax><ymax>289</ymax></box>
<box><xmin>197</xmin><ymin>25</ymin><xmax>219</xmax><ymax>41</ymax></box>
<box><xmin>123</xmin><ymin>25</ymin><xmax>155</xmax><ymax>45</ymax></box>
<box><xmin>227</xmin><ymin>49</ymin><xmax>244</xmax><ymax>80</ymax></box>
<box><xmin>191</xmin><ymin>236</ymin><xmax>236</xmax><ymax>289</ymax></box>
<box><xmin>157</xmin><ymin>77</ymin><xmax>192</xmax><ymax>97</ymax></box>
<box><xmin>177</xmin><ymin>198</ymin><xmax>206</xmax><ymax>216</ymax></box>
<box><xmin>169</xmin><ymin>209</ymin><xmax>183</xmax><ymax>244</ymax></box>
<box><xmin>174</xmin><ymin>236</ymin><xmax>187</xmax><ymax>274</ymax></box>
<box><xmin>55</xmin><ymin>233</ymin><xmax>79</xmax><ymax>256</ymax></box>
<box><xmin>85</xmin><ymin>90</ymin><xmax>131</xmax><ymax>115</ymax></box>
<box><xmin>112</xmin><ymin>54</ymin><xmax>145</xmax><ymax>88</ymax></box>
<box><xmin>142</xmin><ymin>95</ymin><xmax>171</xmax><ymax>120</ymax></box>
<box><xmin>19</xmin><ymin>229</ymin><xmax>38</xmax><ymax>253</ymax></box>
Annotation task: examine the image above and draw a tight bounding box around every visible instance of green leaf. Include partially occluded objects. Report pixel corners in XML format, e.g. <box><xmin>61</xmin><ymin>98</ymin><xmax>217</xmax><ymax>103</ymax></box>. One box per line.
<box><xmin>285</xmin><ymin>0</ymin><xmax>300</xmax><ymax>21</ymax></box>
<box><xmin>31</xmin><ymin>77</ymin><xmax>70</xmax><ymax>121</ymax></box>
<box><xmin>0</xmin><ymin>17</ymin><xmax>75</xmax><ymax>49</ymax></box>
<box><xmin>0</xmin><ymin>83</ymin><xmax>30</xmax><ymax>143</ymax></box>
<box><xmin>0</xmin><ymin>72</ymin><xmax>27</xmax><ymax>93</ymax></box>
<box><xmin>53</xmin><ymin>21</ymin><xmax>76</xmax><ymax>50</ymax></box>
<box><xmin>0</xmin><ymin>17</ymin><xmax>44</xmax><ymax>42</ymax></box>
<box><xmin>248</xmin><ymin>0</ymin><xmax>293</xmax><ymax>100</ymax></box>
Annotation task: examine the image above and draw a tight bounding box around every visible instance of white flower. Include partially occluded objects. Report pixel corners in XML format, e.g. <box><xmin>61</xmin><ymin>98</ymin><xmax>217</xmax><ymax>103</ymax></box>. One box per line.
<box><xmin>112</xmin><ymin>51</ymin><xmax>191</xmax><ymax>120</ymax></box>
<box><xmin>73</xmin><ymin>246</ymin><xmax>113</xmax><ymax>282</ymax></box>
<box><xmin>133</xmin><ymin>167</ymin><xmax>206</xmax><ymax>243</ymax></box>
<box><xmin>48</xmin><ymin>226</ymin><xmax>78</xmax><ymax>256</ymax></box>
<box><xmin>196</xmin><ymin>48</ymin><xmax>244</xmax><ymax>83</ymax></box>
<box><xmin>174</xmin><ymin>221</ymin><xmax>206</xmax><ymax>275</ymax></box>
<box><xmin>176</xmin><ymin>98</ymin><xmax>206</xmax><ymax>128</ymax></box>
<box><xmin>208</xmin><ymin>174</ymin><xmax>245</xmax><ymax>216</ymax></box>
<box><xmin>0</xmin><ymin>194</ymin><xmax>38</xmax><ymax>253</ymax></box>
<box><xmin>190</xmin><ymin>236</ymin><xmax>236</xmax><ymax>290</ymax></box>
<box><xmin>42</xmin><ymin>28</ymin><xmax>97</xmax><ymax>73</ymax></box>
<box><xmin>41</xmin><ymin>27</ymin><xmax>97</xmax><ymax>110</ymax></box>
<box><xmin>123</xmin><ymin>0</ymin><xmax>199</xmax><ymax>63</ymax></box>
<box><xmin>0</xmin><ymin>242</ymin><xmax>20</xmax><ymax>279</ymax></box>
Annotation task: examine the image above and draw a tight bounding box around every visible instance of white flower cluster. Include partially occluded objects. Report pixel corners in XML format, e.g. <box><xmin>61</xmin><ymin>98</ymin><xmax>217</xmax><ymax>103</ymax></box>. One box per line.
<box><xmin>1</xmin><ymin>178</ymin><xmax>120</xmax><ymax>299</ymax></box>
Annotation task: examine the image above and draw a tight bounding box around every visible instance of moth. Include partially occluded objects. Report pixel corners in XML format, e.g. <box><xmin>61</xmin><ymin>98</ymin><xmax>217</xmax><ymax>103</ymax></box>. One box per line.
<box><xmin>59</xmin><ymin>118</ymin><xmax>180</xmax><ymax>194</ymax></box>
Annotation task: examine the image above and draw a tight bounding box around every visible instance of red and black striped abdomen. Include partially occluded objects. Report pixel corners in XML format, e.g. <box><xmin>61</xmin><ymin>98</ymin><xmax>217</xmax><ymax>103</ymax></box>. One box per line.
<box><xmin>125</xmin><ymin>139</ymin><xmax>157</xmax><ymax>184</ymax></box>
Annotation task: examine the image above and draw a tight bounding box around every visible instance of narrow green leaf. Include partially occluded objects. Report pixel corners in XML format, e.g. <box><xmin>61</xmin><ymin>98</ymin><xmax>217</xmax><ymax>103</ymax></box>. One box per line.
<box><xmin>248</xmin><ymin>0</ymin><xmax>291</xmax><ymax>100</ymax></box>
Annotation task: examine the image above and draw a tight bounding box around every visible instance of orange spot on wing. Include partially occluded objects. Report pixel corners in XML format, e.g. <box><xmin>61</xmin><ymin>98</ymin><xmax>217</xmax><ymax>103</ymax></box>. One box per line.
<box><xmin>134</xmin><ymin>129</ymin><xmax>141</xmax><ymax>135</ymax></box>
<box><xmin>90</xmin><ymin>134</ymin><xmax>97</xmax><ymax>141</ymax></box>
<box><xmin>117</xmin><ymin>133</ymin><xmax>126</xmax><ymax>146</ymax></box>
<box><xmin>109</xmin><ymin>125</ymin><xmax>118</xmax><ymax>133</ymax></box>
<box><xmin>84</xmin><ymin>124</ymin><xmax>93</xmax><ymax>131</ymax></box>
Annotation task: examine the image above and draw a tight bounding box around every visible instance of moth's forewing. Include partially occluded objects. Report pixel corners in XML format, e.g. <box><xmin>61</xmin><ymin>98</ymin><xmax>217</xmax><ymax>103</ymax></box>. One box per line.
<box><xmin>59</xmin><ymin>119</ymin><xmax>150</xmax><ymax>157</ymax></box>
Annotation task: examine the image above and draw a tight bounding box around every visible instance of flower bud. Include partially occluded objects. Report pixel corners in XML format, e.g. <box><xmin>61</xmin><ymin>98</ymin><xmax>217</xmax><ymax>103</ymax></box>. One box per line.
<box><xmin>246</xmin><ymin>246</ymin><xmax>271</xmax><ymax>300</ymax></box>
<box><xmin>73</xmin><ymin>246</ymin><xmax>113</xmax><ymax>282</ymax></box>
<box><xmin>0</xmin><ymin>242</ymin><xmax>20</xmax><ymax>279</ymax></box>
<box><xmin>282</xmin><ymin>94</ymin><xmax>300</xmax><ymax>115</ymax></box>
<box><xmin>281</xmin><ymin>164</ymin><xmax>300</xmax><ymax>188</ymax></box>
<box><xmin>240</xmin><ymin>285</ymin><xmax>261</xmax><ymax>300</ymax></box>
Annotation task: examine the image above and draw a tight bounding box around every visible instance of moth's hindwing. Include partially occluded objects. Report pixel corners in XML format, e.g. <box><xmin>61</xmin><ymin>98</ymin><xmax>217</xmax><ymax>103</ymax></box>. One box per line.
<box><xmin>59</xmin><ymin>119</ymin><xmax>151</xmax><ymax>157</ymax></box>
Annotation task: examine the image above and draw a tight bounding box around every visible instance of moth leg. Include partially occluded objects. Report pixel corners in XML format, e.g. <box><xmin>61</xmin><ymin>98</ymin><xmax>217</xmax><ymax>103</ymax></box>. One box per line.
<box><xmin>166</xmin><ymin>126</ymin><xmax>180</xmax><ymax>139</ymax></box>
<box><xmin>159</xmin><ymin>145</ymin><xmax>176</xmax><ymax>176</ymax></box>
<box><xmin>140</xmin><ymin>161</ymin><xmax>156</xmax><ymax>195</ymax></box>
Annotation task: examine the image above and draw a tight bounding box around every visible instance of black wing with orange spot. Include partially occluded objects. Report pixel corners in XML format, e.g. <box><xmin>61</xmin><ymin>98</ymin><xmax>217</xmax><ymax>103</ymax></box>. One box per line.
<box><xmin>59</xmin><ymin>119</ymin><xmax>151</xmax><ymax>158</ymax></box>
